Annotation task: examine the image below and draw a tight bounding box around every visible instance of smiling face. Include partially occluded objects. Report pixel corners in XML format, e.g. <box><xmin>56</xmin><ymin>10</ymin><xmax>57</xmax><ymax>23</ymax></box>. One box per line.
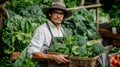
<box><xmin>48</xmin><ymin>9</ymin><xmax>64</xmax><ymax>26</ymax></box>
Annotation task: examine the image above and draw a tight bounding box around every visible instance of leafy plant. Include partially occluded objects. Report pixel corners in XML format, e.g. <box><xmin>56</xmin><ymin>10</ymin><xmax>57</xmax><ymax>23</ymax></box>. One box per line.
<box><xmin>19</xmin><ymin>4</ymin><xmax>47</xmax><ymax>22</ymax></box>
<box><xmin>89</xmin><ymin>8</ymin><xmax>111</xmax><ymax>22</ymax></box>
<box><xmin>108</xmin><ymin>3</ymin><xmax>120</xmax><ymax>18</ymax></box>
<box><xmin>14</xmin><ymin>48</ymin><xmax>38</xmax><ymax>67</ymax></box>
<box><xmin>64</xmin><ymin>0</ymin><xmax>82</xmax><ymax>8</ymax></box>
<box><xmin>49</xmin><ymin>35</ymin><xmax>104</xmax><ymax>58</ymax></box>
<box><xmin>2</xmin><ymin>4</ymin><xmax>47</xmax><ymax>54</ymax></box>
<box><xmin>110</xmin><ymin>17</ymin><xmax>120</xmax><ymax>33</ymax></box>
<box><xmin>63</xmin><ymin>8</ymin><xmax>98</xmax><ymax>40</ymax></box>
<box><xmin>2</xmin><ymin>15</ymin><xmax>38</xmax><ymax>54</ymax></box>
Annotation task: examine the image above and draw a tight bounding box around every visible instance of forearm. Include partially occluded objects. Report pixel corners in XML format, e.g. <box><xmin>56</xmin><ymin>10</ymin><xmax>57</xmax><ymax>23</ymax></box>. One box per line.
<box><xmin>32</xmin><ymin>52</ymin><xmax>55</xmax><ymax>61</ymax></box>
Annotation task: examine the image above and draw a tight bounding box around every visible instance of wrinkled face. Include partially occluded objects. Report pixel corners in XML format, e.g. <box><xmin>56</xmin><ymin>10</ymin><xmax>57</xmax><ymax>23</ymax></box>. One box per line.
<box><xmin>48</xmin><ymin>9</ymin><xmax>64</xmax><ymax>25</ymax></box>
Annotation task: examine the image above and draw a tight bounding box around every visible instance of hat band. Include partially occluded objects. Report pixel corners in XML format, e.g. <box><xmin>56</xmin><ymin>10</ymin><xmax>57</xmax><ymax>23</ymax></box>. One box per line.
<box><xmin>50</xmin><ymin>4</ymin><xmax>66</xmax><ymax>10</ymax></box>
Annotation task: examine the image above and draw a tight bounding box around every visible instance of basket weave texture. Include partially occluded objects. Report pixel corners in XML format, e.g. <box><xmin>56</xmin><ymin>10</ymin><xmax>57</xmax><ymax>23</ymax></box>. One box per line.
<box><xmin>47</xmin><ymin>52</ymin><xmax>99</xmax><ymax>67</ymax></box>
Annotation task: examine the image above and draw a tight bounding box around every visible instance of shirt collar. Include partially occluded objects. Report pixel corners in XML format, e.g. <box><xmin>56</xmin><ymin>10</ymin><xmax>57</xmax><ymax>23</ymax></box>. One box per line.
<box><xmin>47</xmin><ymin>20</ymin><xmax>62</xmax><ymax>29</ymax></box>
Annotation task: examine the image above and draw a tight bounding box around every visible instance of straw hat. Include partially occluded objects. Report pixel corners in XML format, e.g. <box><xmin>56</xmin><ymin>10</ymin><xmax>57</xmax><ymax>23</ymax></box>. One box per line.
<box><xmin>42</xmin><ymin>0</ymin><xmax>72</xmax><ymax>18</ymax></box>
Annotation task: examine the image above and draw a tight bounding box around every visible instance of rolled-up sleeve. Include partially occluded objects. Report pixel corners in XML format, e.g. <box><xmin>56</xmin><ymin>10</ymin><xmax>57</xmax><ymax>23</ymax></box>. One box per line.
<box><xmin>27</xmin><ymin>27</ymin><xmax>45</xmax><ymax>58</ymax></box>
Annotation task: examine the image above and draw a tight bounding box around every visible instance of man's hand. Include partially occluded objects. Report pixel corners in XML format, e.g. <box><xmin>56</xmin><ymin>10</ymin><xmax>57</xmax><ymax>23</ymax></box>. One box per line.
<box><xmin>11</xmin><ymin>52</ymin><xmax>21</xmax><ymax>61</ymax></box>
<box><xmin>53</xmin><ymin>54</ymin><xmax>69</xmax><ymax>64</ymax></box>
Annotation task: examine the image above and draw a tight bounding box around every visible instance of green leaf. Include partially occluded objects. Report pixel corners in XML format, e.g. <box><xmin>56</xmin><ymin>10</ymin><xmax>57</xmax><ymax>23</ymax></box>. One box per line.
<box><xmin>14</xmin><ymin>48</ymin><xmax>38</xmax><ymax>67</ymax></box>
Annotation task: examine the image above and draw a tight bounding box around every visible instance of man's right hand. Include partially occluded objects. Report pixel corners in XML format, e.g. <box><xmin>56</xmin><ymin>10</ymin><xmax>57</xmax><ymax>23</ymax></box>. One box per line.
<box><xmin>52</xmin><ymin>54</ymin><xmax>69</xmax><ymax>64</ymax></box>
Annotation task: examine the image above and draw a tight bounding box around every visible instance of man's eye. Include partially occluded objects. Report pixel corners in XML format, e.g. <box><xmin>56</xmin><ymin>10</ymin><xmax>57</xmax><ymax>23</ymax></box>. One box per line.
<box><xmin>53</xmin><ymin>11</ymin><xmax>64</xmax><ymax>15</ymax></box>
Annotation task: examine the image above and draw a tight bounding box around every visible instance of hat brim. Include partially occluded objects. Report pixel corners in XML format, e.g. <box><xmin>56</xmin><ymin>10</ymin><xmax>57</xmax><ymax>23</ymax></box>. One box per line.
<box><xmin>42</xmin><ymin>5</ymin><xmax>72</xmax><ymax>18</ymax></box>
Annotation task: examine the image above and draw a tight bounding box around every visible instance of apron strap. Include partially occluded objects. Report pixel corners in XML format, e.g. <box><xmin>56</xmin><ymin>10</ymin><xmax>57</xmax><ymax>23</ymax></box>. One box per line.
<box><xmin>61</xmin><ymin>28</ymin><xmax>65</xmax><ymax>37</ymax></box>
<box><xmin>46</xmin><ymin>22</ymin><xmax>65</xmax><ymax>37</ymax></box>
<box><xmin>46</xmin><ymin>22</ymin><xmax>54</xmax><ymax>37</ymax></box>
<box><xmin>46</xmin><ymin>22</ymin><xmax>65</xmax><ymax>45</ymax></box>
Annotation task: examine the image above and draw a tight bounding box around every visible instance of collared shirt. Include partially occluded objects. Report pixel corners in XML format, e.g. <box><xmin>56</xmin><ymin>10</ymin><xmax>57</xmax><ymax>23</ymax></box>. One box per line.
<box><xmin>27</xmin><ymin>20</ymin><xmax>64</xmax><ymax>58</ymax></box>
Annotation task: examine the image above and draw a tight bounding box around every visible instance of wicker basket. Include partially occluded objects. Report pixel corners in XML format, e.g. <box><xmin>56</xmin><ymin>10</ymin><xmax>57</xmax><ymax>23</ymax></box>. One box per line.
<box><xmin>47</xmin><ymin>52</ymin><xmax>99</xmax><ymax>67</ymax></box>
<box><xmin>69</xmin><ymin>56</ymin><xmax>99</xmax><ymax>67</ymax></box>
<box><xmin>48</xmin><ymin>61</ymin><xmax>70</xmax><ymax>67</ymax></box>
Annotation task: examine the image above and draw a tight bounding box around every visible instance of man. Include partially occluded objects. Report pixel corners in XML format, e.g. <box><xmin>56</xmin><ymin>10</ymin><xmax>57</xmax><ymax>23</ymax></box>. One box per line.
<box><xmin>27</xmin><ymin>0</ymin><xmax>72</xmax><ymax>67</ymax></box>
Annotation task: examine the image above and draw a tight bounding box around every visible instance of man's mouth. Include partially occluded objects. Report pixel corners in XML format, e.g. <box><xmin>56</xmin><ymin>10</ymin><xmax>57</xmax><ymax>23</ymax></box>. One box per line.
<box><xmin>56</xmin><ymin>18</ymin><xmax>61</xmax><ymax>22</ymax></box>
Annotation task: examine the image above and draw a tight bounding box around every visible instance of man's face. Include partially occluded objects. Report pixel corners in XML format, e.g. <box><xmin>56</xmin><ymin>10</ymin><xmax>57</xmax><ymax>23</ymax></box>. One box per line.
<box><xmin>49</xmin><ymin>9</ymin><xmax>64</xmax><ymax>25</ymax></box>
